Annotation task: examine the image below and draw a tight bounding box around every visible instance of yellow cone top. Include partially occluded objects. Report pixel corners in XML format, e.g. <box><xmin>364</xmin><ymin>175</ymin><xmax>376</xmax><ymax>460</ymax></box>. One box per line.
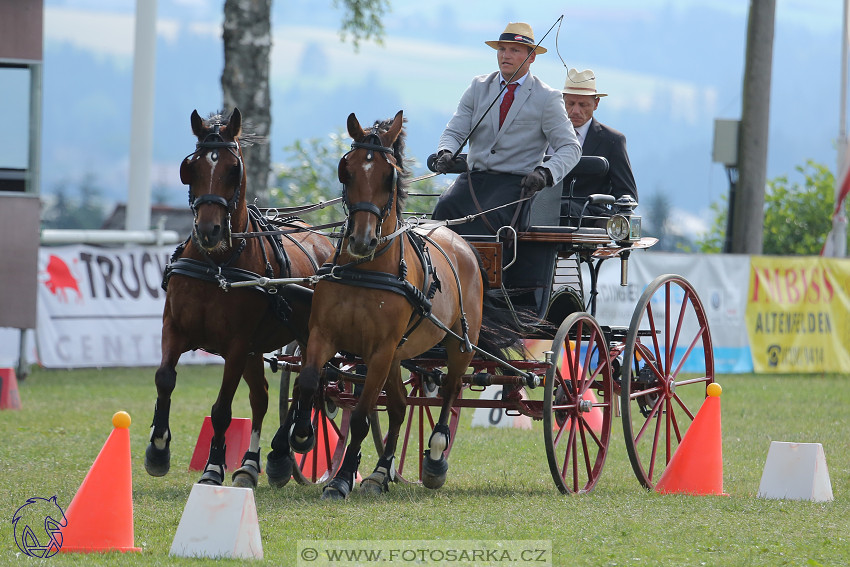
<box><xmin>112</xmin><ymin>411</ymin><xmax>132</xmax><ymax>429</ymax></box>
<box><xmin>706</xmin><ymin>383</ymin><xmax>722</xmax><ymax>398</ymax></box>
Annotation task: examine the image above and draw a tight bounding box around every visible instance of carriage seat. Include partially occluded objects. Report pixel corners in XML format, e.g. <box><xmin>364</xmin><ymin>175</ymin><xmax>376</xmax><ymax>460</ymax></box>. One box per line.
<box><xmin>519</xmin><ymin>156</ymin><xmax>611</xmax><ymax>234</ymax></box>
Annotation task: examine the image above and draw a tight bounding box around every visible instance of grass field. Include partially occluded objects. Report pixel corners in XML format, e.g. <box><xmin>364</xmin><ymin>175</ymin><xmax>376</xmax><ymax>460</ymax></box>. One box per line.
<box><xmin>2</xmin><ymin>366</ymin><xmax>848</xmax><ymax>566</ymax></box>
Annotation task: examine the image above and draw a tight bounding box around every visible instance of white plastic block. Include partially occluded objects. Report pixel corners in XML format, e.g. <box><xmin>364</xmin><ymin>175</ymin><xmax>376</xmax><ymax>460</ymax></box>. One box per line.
<box><xmin>757</xmin><ymin>441</ymin><xmax>833</xmax><ymax>502</ymax></box>
<box><xmin>170</xmin><ymin>484</ymin><xmax>263</xmax><ymax>559</ymax></box>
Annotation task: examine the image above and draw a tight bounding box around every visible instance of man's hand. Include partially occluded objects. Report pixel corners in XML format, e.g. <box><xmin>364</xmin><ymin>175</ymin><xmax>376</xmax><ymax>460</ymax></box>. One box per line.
<box><xmin>434</xmin><ymin>150</ymin><xmax>458</xmax><ymax>174</ymax></box>
<box><xmin>520</xmin><ymin>167</ymin><xmax>551</xmax><ymax>196</ymax></box>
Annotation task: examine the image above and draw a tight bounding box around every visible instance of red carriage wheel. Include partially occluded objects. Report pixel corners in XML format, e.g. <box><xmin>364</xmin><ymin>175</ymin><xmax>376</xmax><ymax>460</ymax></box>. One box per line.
<box><xmin>620</xmin><ymin>274</ymin><xmax>715</xmax><ymax>490</ymax></box>
<box><xmin>543</xmin><ymin>312</ymin><xmax>614</xmax><ymax>494</ymax></box>
<box><xmin>389</xmin><ymin>369</ymin><xmax>462</xmax><ymax>484</ymax></box>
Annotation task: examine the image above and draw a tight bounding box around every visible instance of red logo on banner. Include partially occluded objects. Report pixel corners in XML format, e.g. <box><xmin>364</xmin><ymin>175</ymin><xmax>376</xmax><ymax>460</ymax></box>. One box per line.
<box><xmin>43</xmin><ymin>255</ymin><xmax>83</xmax><ymax>303</ymax></box>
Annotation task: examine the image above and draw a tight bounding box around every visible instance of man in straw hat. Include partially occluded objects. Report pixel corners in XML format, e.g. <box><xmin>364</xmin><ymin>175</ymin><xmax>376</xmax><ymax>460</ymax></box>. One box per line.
<box><xmin>560</xmin><ymin>68</ymin><xmax>637</xmax><ymax>222</ymax></box>
<box><xmin>431</xmin><ymin>22</ymin><xmax>580</xmax><ymax>236</ymax></box>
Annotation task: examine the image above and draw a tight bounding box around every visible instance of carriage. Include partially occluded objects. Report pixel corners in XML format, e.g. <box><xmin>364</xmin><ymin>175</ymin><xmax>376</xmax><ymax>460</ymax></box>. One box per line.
<box><xmin>148</xmin><ymin>109</ymin><xmax>714</xmax><ymax>496</ymax></box>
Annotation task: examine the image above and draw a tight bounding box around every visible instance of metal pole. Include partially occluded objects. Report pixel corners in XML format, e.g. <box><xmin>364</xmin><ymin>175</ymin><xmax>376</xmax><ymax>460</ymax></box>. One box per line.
<box><xmin>832</xmin><ymin>0</ymin><xmax>849</xmax><ymax>257</ymax></box>
<box><xmin>126</xmin><ymin>0</ymin><xmax>158</xmax><ymax>232</ymax></box>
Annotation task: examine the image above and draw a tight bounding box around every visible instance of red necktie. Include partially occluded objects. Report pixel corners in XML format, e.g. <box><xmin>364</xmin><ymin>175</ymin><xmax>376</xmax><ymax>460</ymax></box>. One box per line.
<box><xmin>499</xmin><ymin>83</ymin><xmax>518</xmax><ymax>129</ymax></box>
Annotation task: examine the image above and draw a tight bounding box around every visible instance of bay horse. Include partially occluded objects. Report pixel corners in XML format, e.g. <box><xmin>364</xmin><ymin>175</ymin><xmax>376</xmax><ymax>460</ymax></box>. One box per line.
<box><xmin>272</xmin><ymin>110</ymin><xmax>519</xmax><ymax>499</ymax></box>
<box><xmin>145</xmin><ymin>108</ymin><xmax>334</xmax><ymax>488</ymax></box>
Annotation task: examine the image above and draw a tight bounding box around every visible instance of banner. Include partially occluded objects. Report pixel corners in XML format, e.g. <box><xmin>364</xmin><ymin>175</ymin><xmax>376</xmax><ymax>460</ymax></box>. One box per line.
<box><xmin>590</xmin><ymin>252</ymin><xmax>753</xmax><ymax>374</ymax></box>
<box><xmin>746</xmin><ymin>256</ymin><xmax>850</xmax><ymax>373</ymax></box>
<box><xmin>36</xmin><ymin>245</ymin><xmax>220</xmax><ymax>368</ymax></box>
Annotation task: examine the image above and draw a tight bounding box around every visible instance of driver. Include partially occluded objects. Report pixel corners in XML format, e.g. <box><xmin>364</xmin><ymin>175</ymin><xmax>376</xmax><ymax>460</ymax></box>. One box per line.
<box><xmin>431</xmin><ymin>22</ymin><xmax>581</xmax><ymax>235</ymax></box>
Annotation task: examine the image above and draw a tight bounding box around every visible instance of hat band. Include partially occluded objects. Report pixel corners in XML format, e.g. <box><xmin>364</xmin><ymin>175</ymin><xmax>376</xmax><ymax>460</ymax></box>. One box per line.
<box><xmin>498</xmin><ymin>32</ymin><xmax>534</xmax><ymax>46</ymax></box>
<box><xmin>566</xmin><ymin>86</ymin><xmax>598</xmax><ymax>93</ymax></box>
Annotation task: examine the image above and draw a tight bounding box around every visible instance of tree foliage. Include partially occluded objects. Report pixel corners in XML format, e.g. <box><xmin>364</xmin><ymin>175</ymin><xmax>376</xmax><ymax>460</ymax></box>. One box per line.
<box><xmin>697</xmin><ymin>160</ymin><xmax>849</xmax><ymax>255</ymax></box>
<box><xmin>271</xmin><ymin>131</ymin><xmax>442</xmax><ymax>229</ymax></box>
<box><xmin>335</xmin><ymin>0</ymin><xmax>390</xmax><ymax>49</ymax></box>
<box><xmin>41</xmin><ymin>174</ymin><xmax>107</xmax><ymax>230</ymax></box>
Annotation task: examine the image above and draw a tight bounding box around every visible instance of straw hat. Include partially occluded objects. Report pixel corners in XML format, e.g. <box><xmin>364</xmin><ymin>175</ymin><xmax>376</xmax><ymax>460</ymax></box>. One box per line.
<box><xmin>485</xmin><ymin>22</ymin><xmax>547</xmax><ymax>55</ymax></box>
<box><xmin>562</xmin><ymin>68</ymin><xmax>607</xmax><ymax>97</ymax></box>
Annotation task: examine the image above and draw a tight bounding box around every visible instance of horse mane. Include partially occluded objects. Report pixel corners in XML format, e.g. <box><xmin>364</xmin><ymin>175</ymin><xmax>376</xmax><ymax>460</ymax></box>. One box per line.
<box><xmin>370</xmin><ymin>116</ymin><xmax>411</xmax><ymax>214</ymax></box>
<box><xmin>201</xmin><ymin>110</ymin><xmax>266</xmax><ymax>147</ymax></box>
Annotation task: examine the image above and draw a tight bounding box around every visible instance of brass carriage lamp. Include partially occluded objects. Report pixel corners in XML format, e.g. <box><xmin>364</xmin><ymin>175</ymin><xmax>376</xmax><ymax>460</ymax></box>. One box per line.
<box><xmin>607</xmin><ymin>196</ymin><xmax>640</xmax><ymax>243</ymax></box>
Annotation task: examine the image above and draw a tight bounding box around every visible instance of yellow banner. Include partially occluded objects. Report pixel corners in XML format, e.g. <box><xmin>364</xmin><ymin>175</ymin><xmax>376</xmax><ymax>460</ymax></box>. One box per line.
<box><xmin>746</xmin><ymin>257</ymin><xmax>850</xmax><ymax>373</ymax></box>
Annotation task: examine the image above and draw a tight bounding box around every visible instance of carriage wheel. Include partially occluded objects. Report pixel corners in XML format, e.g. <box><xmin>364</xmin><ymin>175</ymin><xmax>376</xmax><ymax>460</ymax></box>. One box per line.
<box><xmin>389</xmin><ymin>370</ymin><xmax>462</xmax><ymax>484</ymax></box>
<box><xmin>289</xmin><ymin>363</ymin><xmax>384</xmax><ymax>485</ymax></box>
<box><xmin>620</xmin><ymin>274</ymin><xmax>715</xmax><ymax>490</ymax></box>
<box><xmin>291</xmin><ymin>382</ymin><xmax>349</xmax><ymax>485</ymax></box>
<box><xmin>543</xmin><ymin>312</ymin><xmax>614</xmax><ymax>494</ymax></box>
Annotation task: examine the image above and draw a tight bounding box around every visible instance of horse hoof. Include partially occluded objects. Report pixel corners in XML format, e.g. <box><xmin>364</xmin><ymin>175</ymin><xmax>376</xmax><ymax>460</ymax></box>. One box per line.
<box><xmin>360</xmin><ymin>476</ymin><xmax>389</xmax><ymax>496</ymax></box>
<box><xmin>266</xmin><ymin>451</ymin><xmax>294</xmax><ymax>488</ymax></box>
<box><xmin>144</xmin><ymin>443</ymin><xmax>171</xmax><ymax>477</ymax></box>
<box><xmin>289</xmin><ymin>431</ymin><xmax>315</xmax><ymax>454</ymax></box>
<box><xmin>321</xmin><ymin>476</ymin><xmax>352</xmax><ymax>501</ymax></box>
<box><xmin>232</xmin><ymin>467</ymin><xmax>259</xmax><ymax>489</ymax></box>
<box><xmin>198</xmin><ymin>467</ymin><xmax>225</xmax><ymax>486</ymax></box>
<box><xmin>421</xmin><ymin>454</ymin><xmax>448</xmax><ymax>490</ymax></box>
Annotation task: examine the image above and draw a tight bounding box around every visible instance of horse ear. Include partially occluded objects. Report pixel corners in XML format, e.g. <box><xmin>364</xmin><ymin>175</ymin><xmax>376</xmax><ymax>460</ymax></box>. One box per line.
<box><xmin>179</xmin><ymin>157</ymin><xmax>193</xmax><ymax>185</ymax></box>
<box><xmin>386</xmin><ymin>110</ymin><xmax>404</xmax><ymax>144</ymax></box>
<box><xmin>228</xmin><ymin>108</ymin><xmax>242</xmax><ymax>139</ymax></box>
<box><xmin>347</xmin><ymin>112</ymin><xmax>364</xmax><ymax>140</ymax></box>
<box><xmin>190</xmin><ymin>109</ymin><xmax>205</xmax><ymax>138</ymax></box>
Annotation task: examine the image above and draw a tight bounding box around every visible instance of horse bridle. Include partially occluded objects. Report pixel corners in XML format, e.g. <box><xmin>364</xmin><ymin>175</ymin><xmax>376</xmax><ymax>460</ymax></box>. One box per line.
<box><xmin>338</xmin><ymin>129</ymin><xmax>399</xmax><ymax>240</ymax></box>
<box><xmin>182</xmin><ymin>122</ymin><xmax>245</xmax><ymax>217</ymax></box>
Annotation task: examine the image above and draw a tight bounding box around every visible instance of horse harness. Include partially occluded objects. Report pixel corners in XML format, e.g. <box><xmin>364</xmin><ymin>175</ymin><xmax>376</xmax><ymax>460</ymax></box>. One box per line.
<box><xmin>324</xmin><ymin>131</ymin><xmax>471</xmax><ymax>350</ymax></box>
<box><xmin>162</xmin><ymin>205</ymin><xmax>316</xmax><ymax>324</ymax></box>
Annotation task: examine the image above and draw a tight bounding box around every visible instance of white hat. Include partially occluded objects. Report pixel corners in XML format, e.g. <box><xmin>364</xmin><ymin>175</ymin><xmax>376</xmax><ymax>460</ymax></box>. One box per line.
<box><xmin>562</xmin><ymin>68</ymin><xmax>607</xmax><ymax>97</ymax></box>
<box><xmin>485</xmin><ymin>22</ymin><xmax>547</xmax><ymax>55</ymax></box>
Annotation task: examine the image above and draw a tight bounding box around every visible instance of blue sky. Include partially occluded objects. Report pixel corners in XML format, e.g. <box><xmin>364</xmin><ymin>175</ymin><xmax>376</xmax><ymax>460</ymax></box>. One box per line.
<box><xmin>25</xmin><ymin>0</ymin><xmax>850</xmax><ymax>234</ymax></box>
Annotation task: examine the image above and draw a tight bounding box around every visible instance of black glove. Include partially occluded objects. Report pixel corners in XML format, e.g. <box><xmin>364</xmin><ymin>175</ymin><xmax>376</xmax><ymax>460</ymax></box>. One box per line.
<box><xmin>434</xmin><ymin>150</ymin><xmax>457</xmax><ymax>174</ymax></box>
<box><xmin>520</xmin><ymin>167</ymin><xmax>550</xmax><ymax>196</ymax></box>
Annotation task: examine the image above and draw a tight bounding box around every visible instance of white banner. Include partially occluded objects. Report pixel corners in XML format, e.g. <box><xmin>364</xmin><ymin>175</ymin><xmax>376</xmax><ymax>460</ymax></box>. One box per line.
<box><xmin>573</xmin><ymin>251</ymin><xmax>753</xmax><ymax>374</ymax></box>
<box><xmin>36</xmin><ymin>244</ymin><xmax>220</xmax><ymax>368</ymax></box>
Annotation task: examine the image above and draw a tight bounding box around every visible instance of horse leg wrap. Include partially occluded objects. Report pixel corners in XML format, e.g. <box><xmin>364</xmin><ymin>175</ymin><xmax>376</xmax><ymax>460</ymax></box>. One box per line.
<box><xmin>422</xmin><ymin>424</ymin><xmax>451</xmax><ymax>490</ymax></box>
<box><xmin>321</xmin><ymin>449</ymin><xmax>361</xmax><ymax>501</ymax></box>
<box><xmin>145</xmin><ymin>401</ymin><xmax>172</xmax><ymax>477</ymax></box>
<box><xmin>361</xmin><ymin>455</ymin><xmax>395</xmax><ymax>495</ymax></box>
<box><xmin>289</xmin><ymin>402</ymin><xmax>316</xmax><ymax>454</ymax></box>
<box><xmin>266</xmin><ymin>427</ymin><xmax>295</xmax><ymax>488</ymax></box>
<box><xmin>199</xmin><ymin>441</ymin><xmax>227</xmax><ymax>486</ymax></box>
<box><xmin>428</xmin><ymin>423</ymin><xmax>451</xmax><ymax>460</ymax></box>
<box><xmin>232</xmin><ymin>449</ymin><xmax>261</xmax><ymax>488</ymax></box>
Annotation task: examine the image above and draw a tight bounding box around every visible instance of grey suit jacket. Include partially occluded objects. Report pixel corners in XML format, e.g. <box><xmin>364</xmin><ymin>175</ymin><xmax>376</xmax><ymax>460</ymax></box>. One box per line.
<box><xmin>438</xmin><ymin>71</ymin><xmax>581</xmax><ymax>185</ymax></box>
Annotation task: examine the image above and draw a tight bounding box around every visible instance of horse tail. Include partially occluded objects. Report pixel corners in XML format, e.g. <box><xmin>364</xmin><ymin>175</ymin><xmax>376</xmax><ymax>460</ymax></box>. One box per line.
<box><xmin>473</xmin><ymin>255</ymin><xmax>536</xmax><ymax>361</ymax></box>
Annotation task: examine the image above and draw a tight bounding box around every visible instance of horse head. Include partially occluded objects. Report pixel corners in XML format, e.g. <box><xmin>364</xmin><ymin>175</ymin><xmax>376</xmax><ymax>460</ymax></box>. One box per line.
<box><xmin>339</xmin><ymin>110</ymin><xmax>406</xmax><ymax>258</ymax></box>
<box><xmin>180</xmin><ymin>108</ymin><xmax>245</xmax><ymax>252</ymax></box>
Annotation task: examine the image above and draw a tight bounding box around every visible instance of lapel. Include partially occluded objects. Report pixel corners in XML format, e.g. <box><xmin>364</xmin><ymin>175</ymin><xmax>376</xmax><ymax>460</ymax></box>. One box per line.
<box><xmin>582</xmin><ymin>118</ymin><xmax>604</xmax><ymax>155</ymax></box>
<box><xmin>489</xmin><ymin>75</ymin><xmax>502</xmax><ymax>136</ymax></box>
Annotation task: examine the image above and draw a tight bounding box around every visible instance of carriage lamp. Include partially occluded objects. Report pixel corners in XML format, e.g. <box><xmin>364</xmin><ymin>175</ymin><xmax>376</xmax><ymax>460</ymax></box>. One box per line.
<box><xmin>606</xmin><ymin>214</ymin><xmax>631</xmax><ymax>241</ymax></box>
<box><xmin>607</xmin><ymin>195</ymin><xmax>641</xmax><ymax>242</ymax></box>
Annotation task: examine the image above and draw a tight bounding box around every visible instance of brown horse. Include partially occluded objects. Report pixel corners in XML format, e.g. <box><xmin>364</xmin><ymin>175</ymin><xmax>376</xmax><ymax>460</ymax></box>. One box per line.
<box><xmin>276</xmin><ymin>110</ymin><xmax>510</xmax><ymax>499</ymax></box>
<box><xmin>145</xmin><ymin>108</ymin><xmax>334</xmax><ymax>488</ymax></box>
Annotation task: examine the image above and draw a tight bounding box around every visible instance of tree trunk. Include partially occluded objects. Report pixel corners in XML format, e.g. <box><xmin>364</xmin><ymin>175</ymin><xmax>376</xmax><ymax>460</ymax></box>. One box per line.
<box><xmin>222</xmin><ymin>0</ymin><xmax>272</xmax><ymax>203</ymax></box>
<box><xmin>730</xmin><ymin>0</ymin><xmax>775</xmax><ymax>254</ymax></box>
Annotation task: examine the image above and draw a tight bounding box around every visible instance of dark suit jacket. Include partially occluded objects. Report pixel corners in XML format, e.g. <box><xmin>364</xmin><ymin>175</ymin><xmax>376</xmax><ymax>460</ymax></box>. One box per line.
<box><xmin>561</xmin><ymin>118</ymin><xmax>638</xmax><ymax>220</ymax></box>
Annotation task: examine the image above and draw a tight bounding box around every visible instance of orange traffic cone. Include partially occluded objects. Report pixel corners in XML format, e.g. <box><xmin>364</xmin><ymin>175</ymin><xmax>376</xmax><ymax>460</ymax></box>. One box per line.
<box><xmin>60</xmin><ymin>412</ymin><xmax>141</xmax><ymax>553</ymax></box>
<box><xmin>189</xmin><ymin>417</ymin><xmax>253</xmax><ymax>472</ymax></box>
<box><xmin>298</xmin><ymin>410</ymin><xmax>340</xmax><ymax>482</ymax></box>
<box><xmin>654</xmin><ymin>383</ymin><xmax>727</xmax><ymax>496</ymax></box>
<box><xmin>0</xmin><ymin>367</ymin><xmax>22</xmax><ymax>410</ymax></box>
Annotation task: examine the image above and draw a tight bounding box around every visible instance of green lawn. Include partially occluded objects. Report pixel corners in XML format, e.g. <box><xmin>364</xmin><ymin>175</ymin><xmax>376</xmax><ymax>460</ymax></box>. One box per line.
<box><xmin>2</xmin><ymin>366</ymin><xmax>847</xmax><ymax>566</ymax></box>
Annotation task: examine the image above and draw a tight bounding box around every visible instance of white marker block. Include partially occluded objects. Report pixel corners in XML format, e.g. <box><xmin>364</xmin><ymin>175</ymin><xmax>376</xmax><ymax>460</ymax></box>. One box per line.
<box><xmin>757</xmin><ymin>442</ymin><xmax>833</xmax><ymax>502</ymax></box>
<box><xmin>170</xmin><ymin>484</ymin><xmax>263</xmax><ymax>559</ymax></box>
<box><xmin>471</xmin><ymin>385</ymin><xmax>532</xmax><ymax>430</ymax></box>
